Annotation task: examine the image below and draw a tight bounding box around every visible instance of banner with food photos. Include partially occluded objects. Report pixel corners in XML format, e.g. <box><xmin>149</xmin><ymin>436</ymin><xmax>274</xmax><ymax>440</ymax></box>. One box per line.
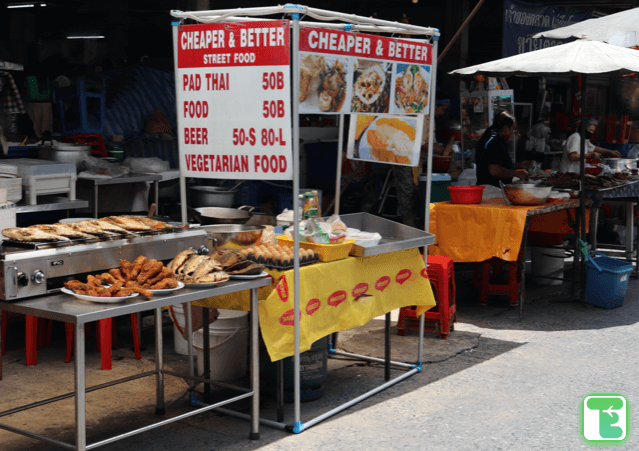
<box><xmin>298</xmin><ymin>27</ymin><xmax>432</xmax><ymax>115</ymax></box>
<box><xmin>298</xmin><ymin>27</ymin><xmax>432</xmax><ymax>167</ymax></box>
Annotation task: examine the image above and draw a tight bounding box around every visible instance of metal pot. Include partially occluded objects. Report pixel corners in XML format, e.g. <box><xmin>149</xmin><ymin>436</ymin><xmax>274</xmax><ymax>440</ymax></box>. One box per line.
<box><xmin>500</xmin><ymin>182</ymin><xmax>552</xmax><ymax>206</ymax></box>
<box><xmin>189</xmin><ymin>186</ymin><xmax>237</xmax><ymax>208</ymax></box>
<box><xmin>38</xmin><ymin>141</ymin><xmax>91</xmax><ymax>172</ymax></box>
<box><xmin>602</xmin><ymin>158</ymin><xmax>638</xmax><ymax>172</ymax></box>
<box><xmin>200</xmin><ymin>224</ymin><xmax>265</xmax><ymax>250</ymax></box>
<box><xmin>188</xmin><ymin>206</ymin><xmax>252</xmax><ymax>225</ymax></box>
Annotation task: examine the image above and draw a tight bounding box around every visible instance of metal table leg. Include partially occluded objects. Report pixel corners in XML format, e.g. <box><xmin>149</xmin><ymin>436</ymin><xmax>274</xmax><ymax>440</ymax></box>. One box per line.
<box><xmin>249</xmin><ymin>288</ymin><xmax>260</xmax><ymax>440</ymax></box>
<box><xmin>625</xmin><ymin>201</ymin><xmax>634</xmax><ymax>262</ymax></box>
<box><xmin>93</xmin><ymin>184</ymin><xmax>99</xmax><ymax>218</ymax></box>
<box><xmin>203</xmin><ymin>307</ymin><xmax>211</xmax><ymax>403</ymax></box>
<box><xmin>276</xmin><ymin>360</ymin><xmax>284</xmax><ymax>422</ymax></box>
<box><xmin>74</xmin><ymin>322</ymin><xmax>86</xmax><ymax>451</ymax></box>
<box><xmin>519</xmin><ymin>217</ymin><xmax>532</xmax><ymax>319</ymax></box>
<box><xmin>384</xmin><ymin>312</ymin><xmax>391</xmax><ymax>381</ymax></box>
<box><xmin>155</xmin><ymin>308</ymin><xmax>165</xmax><ymax>416</ymax></box>
<box><xmin>185</xmin><ymin>302</ymin><xmax>195</xmax><ymax>390</ymax></box>
<box><xmin>154</xmin><ymin>180</ymin><xmax>159</xmax><ymax>211</ymax></box>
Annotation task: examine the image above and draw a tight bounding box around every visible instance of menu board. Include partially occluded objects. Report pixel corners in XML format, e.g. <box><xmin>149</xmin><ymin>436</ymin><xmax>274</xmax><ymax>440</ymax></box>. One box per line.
<box><xmin>297</xmin><ymin>28</ymin><xmax>432</xmax><ymax>168</ymax></box>
<box><xmin>175</xmin><ymin>21</ymin><xmax>292</xmax><ymax>180</ymax></box>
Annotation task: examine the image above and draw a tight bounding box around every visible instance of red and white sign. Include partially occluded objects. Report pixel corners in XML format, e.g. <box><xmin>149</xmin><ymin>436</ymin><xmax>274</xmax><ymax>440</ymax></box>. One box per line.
<box><xmin>299</xmin><ymin>28</ymin><xmax>432</xmax><ymax>64</ymax></box>
<box><xmin>175</xmin><ymin>21</ymin><xmax>292</xmax><ymax>180</ymax></box>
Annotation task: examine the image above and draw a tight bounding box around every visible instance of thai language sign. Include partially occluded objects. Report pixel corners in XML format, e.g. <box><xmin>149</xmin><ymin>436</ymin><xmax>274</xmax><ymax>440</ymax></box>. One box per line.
<box><xmin>503</xmin><ymin>0</ymin><xmax>590</xmax><ymax>57</ymax></box>
<box><xmin>175</xmin><ymin>21</ymin><xmax>292</xmax><ymax>180</ymax></box>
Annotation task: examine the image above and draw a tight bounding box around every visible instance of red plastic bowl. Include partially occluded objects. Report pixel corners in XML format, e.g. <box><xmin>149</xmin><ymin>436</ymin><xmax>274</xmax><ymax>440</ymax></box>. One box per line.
<box><xmin>448</xmin><ymin>185</ymin><xmax>485</xmax><ymax>204</ymax></box>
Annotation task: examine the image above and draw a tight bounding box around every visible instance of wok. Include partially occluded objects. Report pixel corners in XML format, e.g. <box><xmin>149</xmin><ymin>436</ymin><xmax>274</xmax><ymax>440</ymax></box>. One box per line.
<box><xmin>500</xmin><ymin>182</ymin><xmax>552</xmax><ymax>206</ymax></box>
<box><xmin>201</xmin><ymin>224</ymin><xmax>265</xmax><ymax>250</ymax></box>
<box><xmin>188</xmin><ymin>206</ymin><xmax>252</xmax><ymax>225</ymax></box>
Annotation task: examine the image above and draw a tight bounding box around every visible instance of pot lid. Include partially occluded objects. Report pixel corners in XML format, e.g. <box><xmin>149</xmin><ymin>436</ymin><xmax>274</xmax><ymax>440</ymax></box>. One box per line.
<box><xmin>51</xmin><ymin>143</ymin><xmax>92</xmax><ymax>151</ymax></box>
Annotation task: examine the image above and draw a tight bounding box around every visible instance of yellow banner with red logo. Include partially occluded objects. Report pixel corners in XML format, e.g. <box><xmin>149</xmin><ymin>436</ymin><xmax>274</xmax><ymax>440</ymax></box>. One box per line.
<box><xmin>259</xmin><ymin>248</ymin><xmax>435</xmax><ymax>362</ymax></box>
<box><xmin>194</xmin><ymin>249</ymin><xmax>435</xmax><ymax>362</ymax></box>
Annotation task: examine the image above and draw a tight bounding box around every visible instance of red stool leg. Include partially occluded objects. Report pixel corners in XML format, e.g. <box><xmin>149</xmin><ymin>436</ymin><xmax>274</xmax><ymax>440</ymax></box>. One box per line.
<box><xmin>65</xmin><ymin>323</ymin><xmax>74</xmax><ymax>363</ymax></box>
<box><xmin>130</xmin><ymin>313</ymin><xmax>141</xmax><ymax>360</ymax></box>
<box><xmin>98</xmin><ymin>318</ymin><xmax>112</xmax><ymax>371</ymax></box>
<box><xmin>112</xmin><ymin>316</ymin><xmax>118</xmax><ymax>349</ymax></box>
<box><xmin>397</xmin><ymin>307</ymin><xmax>408</xmax><ymax>336</ymax></box>
<box><xmin>25</xmin><ymin>315</ymin><xmax>38</xmax><ymax>366</ymax></box>
<box><xmin>1</xmin><ymin>311</ymin><xmax>7</xmax><ymax>356</ymax></box>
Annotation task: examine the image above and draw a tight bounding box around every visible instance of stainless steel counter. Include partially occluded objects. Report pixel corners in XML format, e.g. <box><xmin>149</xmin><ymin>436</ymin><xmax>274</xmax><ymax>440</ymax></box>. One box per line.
<box><xmin>0</xmin><ymin>278</ymin><xmax>269</xmax><ymax>450</ymax></box>
<box><xmin>15</xmin><ymin>197</ymin><xmax>89</xmax><ymax>214</ymax></box>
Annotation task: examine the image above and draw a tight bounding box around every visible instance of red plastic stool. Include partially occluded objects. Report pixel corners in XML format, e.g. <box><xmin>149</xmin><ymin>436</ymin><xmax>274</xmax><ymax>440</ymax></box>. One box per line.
<box><xmin>64</xmin><ymin>133</ymin><xmax>107</xmax><ymax>157</ymax></box>
<box><xmin>472</xmin><ymin>253</ymin><xmax>523</xmax><ymax>306</ymax></box>
<box><xmin>65</xmin><ymin>313</ymin><xmax>141</xmax><ymax>370</ymax></box>
<box><xmin>1</xmin><ymin>313</ymin><xmax>53</xmax><ymax>365</ymax></box>
<box><xmin>397</xmin><ymin>255</ymin><xmax>457</xmax><ymax>339</ymax></box>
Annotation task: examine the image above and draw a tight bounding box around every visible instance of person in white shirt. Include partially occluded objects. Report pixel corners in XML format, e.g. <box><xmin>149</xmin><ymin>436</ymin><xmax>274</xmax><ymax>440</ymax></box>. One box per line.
<box><xmin>560</xmin><ymin>118</ymin><xmax>620</xmax><ymax>173</ymax></box>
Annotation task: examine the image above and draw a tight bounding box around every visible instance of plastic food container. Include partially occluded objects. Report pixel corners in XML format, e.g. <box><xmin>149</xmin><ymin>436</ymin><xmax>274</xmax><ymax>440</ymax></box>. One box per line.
<box><xmin>447</xmin><ymin>185</ymin><xmax>485</xmax><ymax>204</ymax></box>
<box><xmin>277</xmin><ymin>236</ymin><xmax>354</xmax><ymax>262</ymax></box>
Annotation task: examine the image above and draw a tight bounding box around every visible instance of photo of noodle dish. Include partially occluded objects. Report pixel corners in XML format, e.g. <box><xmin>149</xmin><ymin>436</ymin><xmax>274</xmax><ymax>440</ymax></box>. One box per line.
<box><xmin>350</xmin><ymin>114</ymin><xmax>419</xmax><ymax>166</ymax></box>
<box><xmin>298</xmin><ymin>53</ymin><xmax>349</xmax><ymax>114</ymax></box>
<box><xmin>350</xmin><ymin>60</ymin><xmax>392</xmax><ymax>113</ymax></box>
<box><xmin>392</xmin><ymin>64</ymin><xmax>430</xmax><ymax>114</ymax></box>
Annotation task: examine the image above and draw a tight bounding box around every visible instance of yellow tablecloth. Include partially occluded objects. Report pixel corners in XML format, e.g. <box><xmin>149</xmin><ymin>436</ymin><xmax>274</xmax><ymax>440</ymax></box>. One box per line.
<box><xmin>428</xmin><ymin>199</ymin><xmax>585</xmax><ymax>263</ymax></box>
<box><xmin>194</xmin><ymin>249</ymin><xmax>435</xmax><ymax>361</ymax></box>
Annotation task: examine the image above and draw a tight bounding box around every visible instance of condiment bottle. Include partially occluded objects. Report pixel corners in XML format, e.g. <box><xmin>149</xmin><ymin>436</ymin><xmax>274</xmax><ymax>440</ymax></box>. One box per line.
<box><xmin>311</xmin><ymin>190</ymin><xmax>322</xmax><ymax>218</ymax></box>
<box><xmin>303</xmin><ymin>192</ymin><xmax>318</xmax><ymax>218</ymax></box>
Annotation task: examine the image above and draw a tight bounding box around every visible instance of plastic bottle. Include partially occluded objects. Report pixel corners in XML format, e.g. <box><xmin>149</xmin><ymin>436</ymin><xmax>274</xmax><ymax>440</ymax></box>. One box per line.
<box><xmin>303</xmin><ymin>192</ymin><xmax>318</xmax><ymax>219</ymax></box>
<box><xmin>311</xmin><ymin>190</ymin><xmax>321</xmax><ymax>218</ymax></box>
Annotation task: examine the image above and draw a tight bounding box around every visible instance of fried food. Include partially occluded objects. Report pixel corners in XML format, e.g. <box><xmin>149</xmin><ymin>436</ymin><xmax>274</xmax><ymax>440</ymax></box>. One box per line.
<box><xmin>181</xmin><ymin>255</ymin><xmax>210</xmax><ymax>281</ymax></box>
<box><xmin>87</xmin><ymin>275</ymin><xmax>103</xmax><ymax>287</ymax></box>
<box><xmin>30</xmin><ymin>224</ymin><xmax>95</xmax><ymax>239</ymax></box>
<box><xmin>146</xmin><ymin>267</ymin><xmax>173</xmax><ymax>286</ymax></box>
<box><xmin>87</xmin><ymin>220</ymin><xmax>132</xmax><ymax>235</ymax></box>
<box><xmin>100</xmin><ymin>273</ymin><xmax>118</xmax><ymax>285</ymax></box>
<box><xmin>107</xmin><ymin>282</ymin><xmax>124</xmax><ymax>296</ymax></box>
<box><xmin>120</xmin><ymin>260</ymin><xmax>135</xmax><ymax>280</ymax></box>
<box><xmin>131</xmin><ymin>256</ymin><xmax>148</xmax><ymax>278</ymax></box>
<box><xmin>102</xmin><ymin>216</ymin><xmax>151</xmax><ymax>231</ymax></box>
<box><xmin>109</xmin><ymin>268</ymin><xmax>125</xmax><ymax>282</ymax></box>
<box><xmin>2</xmin><ymin>227</ymin><xmax>70</xmax><ymax>242</ymax></box>
<box><xmin>137</xmin><ymin>260</ymin><xmax>163</xmax><ymax>284</ymax></box>
<box><xmin>150</xmin><ymin>278</ymin><xmax>179</xmax><ymax>290</ymax></box>
<box><xmin>130</xmin><ymin>286</ymin><xmax>153</xmax><ymax>300</ymax></box>
<box><xmin>64</xmin><ymin>280</ymin><xmax>88</xmax><ymax>290</ymax></box>
<box><xmin>195</xmin><ymin>271</ymin><xmax>229</xmax><ymax>284</ymax></box>
<box><xmin>115</xmin><ymin>289</ymin><xmax>136</xmax><ymax>297</ymax></box>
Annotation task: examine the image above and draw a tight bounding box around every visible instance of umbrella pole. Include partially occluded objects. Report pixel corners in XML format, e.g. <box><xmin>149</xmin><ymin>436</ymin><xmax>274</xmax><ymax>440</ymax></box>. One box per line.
<box><xmin>579</xmin><ymin>74</ymin><xmax>588</xmax><ymax>300</ymax></box>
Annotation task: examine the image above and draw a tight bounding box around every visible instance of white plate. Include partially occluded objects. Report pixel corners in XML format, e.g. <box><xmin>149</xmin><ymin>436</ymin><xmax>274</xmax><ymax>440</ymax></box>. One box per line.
<box><xmin>149</xmin><ymin>281</ymin><xmax>185</xmax><ymax>294</ymax></box>
<box><xmin>229</xmin><ymin>271</ymin><xmax>269</xmax><ymax>280</ymax></box>
<box><xmin>61</xmin><ymin>287</ymin><xmax>139</xmax><ymax>303</ymax></box>
<box><xmin>184</xmin><ymin>281</ymin><xmax>227</xmax><ymax>288</ymax></box>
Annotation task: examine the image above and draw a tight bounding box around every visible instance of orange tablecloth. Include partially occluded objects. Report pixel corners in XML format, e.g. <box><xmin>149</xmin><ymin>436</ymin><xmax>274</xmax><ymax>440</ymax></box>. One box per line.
<box><xmin>428</xmin><ymin>199</ymin><xmax>587</xmax><ymax>262</ymax></box>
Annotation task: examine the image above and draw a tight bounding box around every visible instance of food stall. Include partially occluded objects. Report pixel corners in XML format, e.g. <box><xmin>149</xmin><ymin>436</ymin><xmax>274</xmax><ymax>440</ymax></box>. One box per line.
<box><xmin>170</xmin><ymin>4</ymin><xmax>439</xmax><ymax>434</ymax></box>
<box><xmin>445</xmin><ymin>38</ymin><xmax>639</xmax><ymax>310</ymax></box>
<box><xmin>0</xmin><ymin>218</ymin><xmax>268</xmax><ymax>450</ymax></box>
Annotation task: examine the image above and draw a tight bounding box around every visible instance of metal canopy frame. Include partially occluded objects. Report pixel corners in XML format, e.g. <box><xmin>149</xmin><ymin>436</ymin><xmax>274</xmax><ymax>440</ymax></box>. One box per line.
<box><xmin>171</xmin><ymin>4</ymin><xmax>440</xmax><ymax>434</ymax></box>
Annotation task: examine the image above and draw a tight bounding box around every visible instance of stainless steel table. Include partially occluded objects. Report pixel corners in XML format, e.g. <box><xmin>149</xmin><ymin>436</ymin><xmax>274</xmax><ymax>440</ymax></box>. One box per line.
<box><xmin>15</xmin><ymin>197</ymin><xmax>89</xmax><ymax>214</ymax></box>
<box><xmin>0</xmin><ymin>279</ymin><xmax>269</xmax><ymax>450</ymax></box>
<box><xmin>76</xmin><ymin>173</ymin><xmax>162</xmax><ymax>217</ymax></box>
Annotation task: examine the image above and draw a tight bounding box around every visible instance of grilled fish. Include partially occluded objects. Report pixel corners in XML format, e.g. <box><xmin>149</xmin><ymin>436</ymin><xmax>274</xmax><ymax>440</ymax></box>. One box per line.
<box><xmin>30</xmin><ymin>224</ymin><xmax>95</xmax><ymax>239</ymax></box>
<box><xmin>65</xmin><ymin>221</ymin><xmax>117</xmax><ymax>236</ymax></box>
<box><xmin>2</xmin><ymin>227</ymin><xmax>70</xmax><ymax>242</ymax></box>
<box><xmin>195</xmin><ymin>271</ymin><xmax>229</xmax><ymax>284</ymax></box>
<box><xmin>191</xmin><ymin>259</ymin><xmax>224</xmax><ymax>281</ymax></box>
<box><xmin>121</xmin><ymin>216</ymin><xmax>171</xmax><ymax>229</ymax></box>
<box><xmin>102</xmin><ymin>216</ymin><xmax>151</xmax><ymax>231</ymax></box>
<box><xmin>181</xmin><ymin>255</ymin><xmax>210</xmax><ymax>281</ymax></box>
<box><xmin>172</xmin><ymin>249</ymin><xmax>196</xmax><ymax>276</ymax></box>
<box><xmin>87</xmin><ymin>220</ymin><xmax>132</xmax><ymax>235</ymax></box>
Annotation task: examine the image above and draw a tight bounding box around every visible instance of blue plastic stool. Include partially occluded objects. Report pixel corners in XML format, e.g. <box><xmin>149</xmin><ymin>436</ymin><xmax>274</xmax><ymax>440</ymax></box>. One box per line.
<box><xmin>55</xmin><ymin>77</ymin><xmax>106</xmax><ymax>135</ymax></box>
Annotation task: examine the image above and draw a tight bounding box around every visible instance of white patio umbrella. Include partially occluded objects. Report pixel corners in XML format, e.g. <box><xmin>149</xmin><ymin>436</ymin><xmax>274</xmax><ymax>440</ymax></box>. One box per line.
<box><xmin>450</xmin><ymin>38</ymin><xmax>639</xmax><ymax>301</ymax></box>
<box><xmin>533</xmin><ymin>7</ymin><xmax>639</xmax><ymax>48</ymax></box>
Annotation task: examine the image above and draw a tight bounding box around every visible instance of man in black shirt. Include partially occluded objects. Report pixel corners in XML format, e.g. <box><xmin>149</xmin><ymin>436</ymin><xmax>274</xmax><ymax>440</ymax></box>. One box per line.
<box><xmin>476</xmin><ymin>111</ymin><xmax>533</xmax><ymax>187</ymax></box>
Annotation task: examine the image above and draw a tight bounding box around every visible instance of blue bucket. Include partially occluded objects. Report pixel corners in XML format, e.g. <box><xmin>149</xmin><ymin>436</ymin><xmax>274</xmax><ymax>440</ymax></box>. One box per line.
<box><xmin>584</xmin><ymin>253</ymin><xmax>633</xmax><ymax>309</ymax></box>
